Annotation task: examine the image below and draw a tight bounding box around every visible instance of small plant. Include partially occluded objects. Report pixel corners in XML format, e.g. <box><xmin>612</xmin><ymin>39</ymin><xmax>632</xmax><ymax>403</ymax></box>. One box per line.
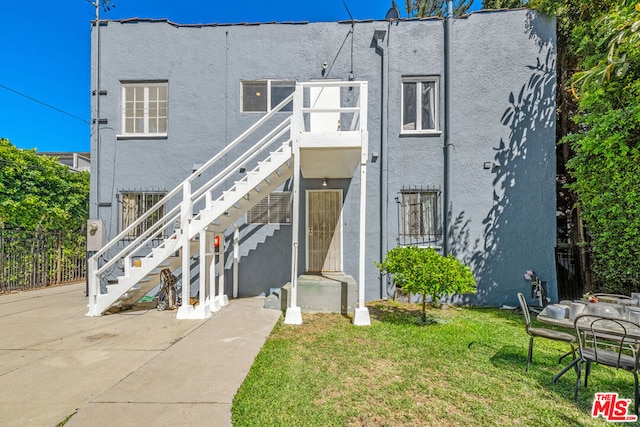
<box><xmin>376</xmin><ymin>246</ymin><xmax>477</xmax><ymax>322</ymax></box>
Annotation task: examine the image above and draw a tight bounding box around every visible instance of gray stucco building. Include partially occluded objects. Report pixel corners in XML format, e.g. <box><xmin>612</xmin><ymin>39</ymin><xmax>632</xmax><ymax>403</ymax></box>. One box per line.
<box><xmin>87</xmin><ymin>8</ymin><xmax>557</xmax><ymax>319</ymax></box>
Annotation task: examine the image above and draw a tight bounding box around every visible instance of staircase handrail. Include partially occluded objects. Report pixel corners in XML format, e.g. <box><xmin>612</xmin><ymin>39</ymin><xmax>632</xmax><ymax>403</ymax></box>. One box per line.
<box><xmin>89</xmin><ymin>93</ymin><xmax>294</xmax><ymax>277</ymax></box>
<box><xmin>190</xmin><ymin>116</ymin><xmax>291</xmax><ymax>206</ymax></box>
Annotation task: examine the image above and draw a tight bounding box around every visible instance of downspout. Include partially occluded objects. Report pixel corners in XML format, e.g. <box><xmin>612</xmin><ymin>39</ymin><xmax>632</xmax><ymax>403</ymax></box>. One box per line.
<box><xmin>443</xmin><ymin>0</ymin><xmax>453</xmax><ymax>255</ymax></box>
<box><xmin>374</xmin><ymin>28</ymin><xmax>388</xmax><ymax>300</ymax></box>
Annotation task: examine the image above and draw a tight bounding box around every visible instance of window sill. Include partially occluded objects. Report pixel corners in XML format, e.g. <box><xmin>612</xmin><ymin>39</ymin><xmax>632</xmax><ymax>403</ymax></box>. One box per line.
<box><xmin>399</xmin><ymin>130</ymin><xmax>442</xmax><ymax>137</ymax></box>
<box><xmin>116</xmin><ymin>134</ymin><xmax>168</xmax><ymax>140</ymax></box>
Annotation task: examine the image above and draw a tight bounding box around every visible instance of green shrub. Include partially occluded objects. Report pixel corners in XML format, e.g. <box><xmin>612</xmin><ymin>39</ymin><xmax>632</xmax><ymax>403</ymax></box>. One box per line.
<box><xmin>376</xmin><ymin>246</ymin><xmax>477</xmax><ymax>321</ymax></box>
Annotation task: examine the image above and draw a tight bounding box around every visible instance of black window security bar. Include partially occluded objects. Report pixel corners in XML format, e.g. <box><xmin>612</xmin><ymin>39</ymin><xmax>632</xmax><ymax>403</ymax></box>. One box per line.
<box><xmin>396</xmin><ymin>185</ymin><xmax>442</xmax><ymax>246</ymax></box>
<box><xmin>118</xmin><ymin>189</ymin><xmax>167</xmax><ymax>239</ymax></box>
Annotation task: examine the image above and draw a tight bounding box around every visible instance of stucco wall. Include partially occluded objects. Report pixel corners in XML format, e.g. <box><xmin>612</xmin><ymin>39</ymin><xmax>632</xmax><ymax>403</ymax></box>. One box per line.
<box><xmin>90</xmin><ymin>9</ymin><xmax>556</xmax><ymax>307</ymax></box>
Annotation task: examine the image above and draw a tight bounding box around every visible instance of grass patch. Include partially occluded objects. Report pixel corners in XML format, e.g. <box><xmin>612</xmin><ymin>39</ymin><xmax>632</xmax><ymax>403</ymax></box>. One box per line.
<box><xmin>232</xmin><ymin>300</ymin><xmax>631</xmax><ymax>426</ymax></box>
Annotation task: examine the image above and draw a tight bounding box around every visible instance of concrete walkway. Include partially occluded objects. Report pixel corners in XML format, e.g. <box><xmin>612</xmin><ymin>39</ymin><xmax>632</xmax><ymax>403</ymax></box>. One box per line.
<box><xmin>0</xmin><ymin>282</ymin><xmax>281</xmax><ymax>427</ymax></box>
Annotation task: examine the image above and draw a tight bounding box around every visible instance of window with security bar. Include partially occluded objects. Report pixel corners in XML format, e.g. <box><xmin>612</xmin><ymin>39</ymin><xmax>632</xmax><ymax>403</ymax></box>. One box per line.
<box><xmin>397</xmin><ymin>187</ymin><xmax>441</xmax><ymax>245</ymax></box>
<box><xmin>120</xmin><ymin>191</ymin><xmax>167</xmax><ymax>239</ymax></box>
<box><xmin>247</xmin><ymin>192</ymin><xmax>292</xmax><ymax>225</ymax></box>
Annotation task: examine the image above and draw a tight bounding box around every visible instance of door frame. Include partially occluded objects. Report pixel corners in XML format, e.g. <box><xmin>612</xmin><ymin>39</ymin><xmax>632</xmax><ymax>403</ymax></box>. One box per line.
<box><xmin>305</xmin><ymin>189</ymin><xmax>343</xmax><ymax>273</ymax></box>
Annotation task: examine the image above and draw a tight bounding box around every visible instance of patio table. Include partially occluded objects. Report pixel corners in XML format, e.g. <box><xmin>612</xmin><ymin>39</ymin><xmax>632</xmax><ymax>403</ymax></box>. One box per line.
<box><xmin>538</xmin><ymin>303</ymin><xmax>640</xmax><ymax>382</ymax></box>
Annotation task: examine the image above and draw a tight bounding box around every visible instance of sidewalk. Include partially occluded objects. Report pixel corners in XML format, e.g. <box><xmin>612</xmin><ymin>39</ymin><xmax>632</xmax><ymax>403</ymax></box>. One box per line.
<box><xmin>0</xmin><ymin>282</ymin><xmax>281</xmax><ymax>427</ymax></box>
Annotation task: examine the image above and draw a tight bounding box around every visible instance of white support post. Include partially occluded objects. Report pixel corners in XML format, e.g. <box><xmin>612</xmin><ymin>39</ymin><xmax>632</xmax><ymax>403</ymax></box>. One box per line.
<box><xmin>86</xmin><ymin>257</ymin><xmax>99</xmax><ymax>316</ymax></box>
<box><xmin>233</xmin><ymin>225</ymin><xmax>239</xmax><ymax>298</ymax></box>
<box><xmin>177</xmin><ymin>181</ymin><xmax>194</xmax><ymax>319</ymax></box>
<box><xmin>285</xmin><ymin>83</ymin><xmax>303</xmax><ymax>325</ymax></box>
<box><xmin>216</xmin><ymin>232</ymin><xmax>229</xmax><ymax>306</ymax></box>
<box><xmin>208</xmin><ymin>231</ymin><xmax>221</xmax><ymax>312</ymax></box>
<box><xmin>183</xmin><ymin>229</ymin><xmax>211</xmax><ymax>319</ymax></box>
<box><xmin>354</xmin><ymin>130</ymin><xmax>371</xmax><ymax>326</ymax></box>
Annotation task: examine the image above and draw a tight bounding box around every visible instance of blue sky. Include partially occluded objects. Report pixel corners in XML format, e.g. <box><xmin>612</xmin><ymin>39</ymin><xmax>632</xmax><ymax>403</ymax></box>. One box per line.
<box><xmin>0</xmin><ymin>0</ymin><xmax>482</xmax><ymax>153</ymax></box>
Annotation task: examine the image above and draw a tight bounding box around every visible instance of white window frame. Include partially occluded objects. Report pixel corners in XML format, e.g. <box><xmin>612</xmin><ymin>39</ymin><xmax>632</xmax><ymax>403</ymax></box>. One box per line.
<box><xmin>120</xmin><ymin>82</ymin><xmax>168</xmax><ymax>137</ymax></box>
<box><xmin>241</xmin><ymin>80</ymin><xmax>295</xmax><ymax>113</ymax></box>
<box><xmin>400</xmin><ymin>76</ymin><xmax>440</xmax><ymax>135</ymax></box>
<box><xmin>246</xmin><ymin>191</ymin><xmax>292</xmax><ymax>225</ymax></box>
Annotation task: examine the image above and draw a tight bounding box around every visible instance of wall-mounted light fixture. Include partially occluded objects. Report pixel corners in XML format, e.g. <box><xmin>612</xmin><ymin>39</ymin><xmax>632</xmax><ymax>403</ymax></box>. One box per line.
<box><xmin>483</xmin><ymin>162</ymin><xmax>500</xmax><ymax>170</ymax></box>
<box><xmin>371</xmin><ymin>152</ymin><xmax>379</xmax><ymax>163</ymax></box>
<box><xmin>322</xmin><ymin>178</ymin><xmax>328</xmax><ymax>187</ymax></box>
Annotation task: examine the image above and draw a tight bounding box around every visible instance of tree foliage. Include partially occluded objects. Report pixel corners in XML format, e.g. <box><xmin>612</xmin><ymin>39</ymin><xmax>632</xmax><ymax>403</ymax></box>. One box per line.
<box><xmin>0</xmin><ymin>138</ymin><xmax>89</xmax><ymax>232</ymax></box>
<box><xmin>561</xmin><ymin>1</ymin><xmax>640</xmax><ymax>293</ymax></box>
<box><xmin>482</xmin><ymin>0</ymin><xmax>528</xmax><ymax>9</ymax></box>
<box><xmin>405</xmin><ymin>0</ymin><xmax>474</xmax><ymax>17</ymax></box>
<box><xmin>376</xmin><ymin>246</ymin><xmax>477</xmax><ymax>321</ymax></box>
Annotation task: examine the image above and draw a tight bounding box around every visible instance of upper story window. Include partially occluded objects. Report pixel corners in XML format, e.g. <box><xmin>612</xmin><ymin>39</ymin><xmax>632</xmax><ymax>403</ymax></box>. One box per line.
<box><xmin>121</xmin><ymin>82</ymin><xmax>168</xmax><ymax>137</ymax></box>
<box><xmin>241</xmin><ymin>80</ymin><xmax>294</xmax><ymax>113</ymax></box>
<box><xmin>401</xmin><ymin>77</ymin><xmax>439</xmax><ymax>134</ymax></box>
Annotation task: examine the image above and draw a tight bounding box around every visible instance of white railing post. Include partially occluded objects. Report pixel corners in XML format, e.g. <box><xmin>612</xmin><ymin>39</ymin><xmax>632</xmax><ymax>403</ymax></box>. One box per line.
<box><xmin>354</xmin><ymin>137</ymin><xmax>371</xmax><ymax>326</ymax></box>
<box><xmin>86</xmin><ymin>257</ymin><xmax>99</xmax><ymax>316</ymax></box>
<box><xmin>216</xmin><ymin>232</ymin><xmax>228</xmax><ymax>306</ymax></box>
<box><xmin>285</xmin><ymin>82</ymin><xmax>303</xmax><ymax>325</ymax></box>
<box><xmin>233</xmin><ymin>225</ymin><xmax>239</xmax><ymax>298</ymax></box>
<box><xmin>177</xmin><ymin>181</ymin><xmax>193</xmax><ymax>319</ymax></box>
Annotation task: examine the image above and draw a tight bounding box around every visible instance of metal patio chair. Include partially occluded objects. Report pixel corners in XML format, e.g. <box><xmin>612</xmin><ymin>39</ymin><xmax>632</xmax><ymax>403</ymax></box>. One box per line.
<box><xmin>573</xmin><ymin>314</ymin><xmax>640</xmax><ymax>415</ymax></box>
<box><xmin>517</xmin><ymin>292</ymin><xmax>576</xmax><ymax>371</ymax></box>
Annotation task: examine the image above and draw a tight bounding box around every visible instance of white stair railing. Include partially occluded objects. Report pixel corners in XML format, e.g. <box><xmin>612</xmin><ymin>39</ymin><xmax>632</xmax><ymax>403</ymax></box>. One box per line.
<box><xmin>87</xmin><ymin>94</ymin><xmax>294</xmax><ymax>316</ymax></box>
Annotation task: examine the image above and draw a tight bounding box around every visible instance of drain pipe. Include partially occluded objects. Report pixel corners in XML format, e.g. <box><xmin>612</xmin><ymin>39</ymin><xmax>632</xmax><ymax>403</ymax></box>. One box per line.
<box><xmin>374</xmin><ymin>28</ymin><xmax>388</xmax><ymax>299</ymax></box>
<box><xmin>443</xmin><ymin>0</ymin><xmax>453</xmax><ymax>256</ymax></box>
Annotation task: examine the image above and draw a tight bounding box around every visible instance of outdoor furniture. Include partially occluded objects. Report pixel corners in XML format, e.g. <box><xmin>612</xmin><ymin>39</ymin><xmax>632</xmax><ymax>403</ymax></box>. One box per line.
<box><xmin>517</xmin><ymin>293</ymin><xmax>576</xmax><ymax>371</ymax></box>
<box><xmin>593</xmin><ymin>293</ymin><xmax>632</xmax><ymax>300</ymax></box>
<box><xmin>573</xmin><ymin>314</ymin><xmax>640</xmax><ymax>415</ymax></box>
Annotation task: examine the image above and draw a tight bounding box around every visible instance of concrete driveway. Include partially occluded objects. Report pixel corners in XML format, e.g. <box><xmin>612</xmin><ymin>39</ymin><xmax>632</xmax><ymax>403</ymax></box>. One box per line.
<box><xmin>0</xmin><ymin>282</ymin><xmax>281</xmax><ymax>426</ymax></box>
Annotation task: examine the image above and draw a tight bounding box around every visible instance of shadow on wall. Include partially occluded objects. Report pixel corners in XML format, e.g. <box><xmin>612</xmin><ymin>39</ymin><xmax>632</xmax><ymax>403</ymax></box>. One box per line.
<box><xmin>452</xmin><ymin>36</ymin><xmax>556</xmax><ymax>306</ymax></box>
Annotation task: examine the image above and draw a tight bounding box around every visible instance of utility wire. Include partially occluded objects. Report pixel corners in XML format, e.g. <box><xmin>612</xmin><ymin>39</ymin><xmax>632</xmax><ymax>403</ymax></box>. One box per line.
<box><xmin>0</xmin><ymin>83</ymin><xmax>90</xmax><ymax>125</ymax></box>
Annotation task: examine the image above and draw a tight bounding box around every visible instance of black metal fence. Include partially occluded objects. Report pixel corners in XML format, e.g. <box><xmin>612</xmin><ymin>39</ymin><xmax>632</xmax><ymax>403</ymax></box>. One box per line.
<box><xmin>556</xmin><ymin>244</ymin><xmax>588</xmax><ymax>301</ymax></box>
<box><xmin>0</xmin><ymin>229</ymin><xmax>86</xmax><ymax>292</ymax></box>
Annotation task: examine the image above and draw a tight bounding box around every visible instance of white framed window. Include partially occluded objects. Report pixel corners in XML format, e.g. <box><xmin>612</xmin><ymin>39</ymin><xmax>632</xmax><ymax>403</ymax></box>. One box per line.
<box><xmin>241</xmin><ymin>80</ymin><xmax>294</xmax><ymax>113</ymax></box>
<box><xmin>401</xmin><ymin>77</ymin><xmax>439</xmax><ymax>134</ymax></box>
<box><xmin>120</xmin><ymin>191</ymin><xmax>166</xmax><ymax>239</ymax></box>
<box><xmin>121</xmin><ymin>82</ymin><xmax>168</xmax><ymax>136</ymax></box>
<box><xmin>247</xmin><ymin>192</ymin><xmax>292</xmax><ymax>225</ymax></box>
<box><xmin>397</xmin><ymin>187</ymin><xmax>440</xmax><ymax>245</ymax></box>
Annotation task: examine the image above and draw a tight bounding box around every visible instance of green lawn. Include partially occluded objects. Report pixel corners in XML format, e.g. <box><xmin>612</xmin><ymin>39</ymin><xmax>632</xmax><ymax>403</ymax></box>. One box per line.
<box><xmin>232</xmin><ymin>300</ymin><xmax>634</xmax><ymax>426</ymax></box>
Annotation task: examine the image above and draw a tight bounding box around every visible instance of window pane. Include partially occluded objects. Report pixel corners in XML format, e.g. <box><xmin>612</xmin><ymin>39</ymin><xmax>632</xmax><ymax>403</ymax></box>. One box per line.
<box><xmin>158</xmin><ymin>85</ymin><xmax>167</xmax><ymax>101</ymax></box>
<box><xmin>421</xmin><ymin>81</ymin><xmax>436</xmax><ymax>130</ymax></box>
<box><xmin>149</xmin><ymin>87</ymin><xmax>158</xmax><ymax>102</ymax></box>
<box><xmin>243</xmin><ymin>82</ymin><xmax>268</xmax><ymax>112</ymax></box>
<box><xmin>271</xmin><ymin>82</ymin><xmax>294</xmax><ymax>112</ymax></box>
<box><xmin>402</xmin><ymin>82</ymin><xmax>416</xmax><ymax>131</ymax></box>
<box><xmin>125</xmin><ymin>118</ymin><xmax>134</xmax><ymax>134</ymax></box>
<box><xmin>149</xmin><ymin>118</ymin><xmax>157</xmax><ymax>133</ymax></box>
<box><xmin>158</xmin><ymin>117</ymin><xmax>167</xmax><ymax>133</ymax></box>
<box><xmin>421</xmin><ymin>192</ymin><xmax>437</xmax><ymax>237</ymax></box>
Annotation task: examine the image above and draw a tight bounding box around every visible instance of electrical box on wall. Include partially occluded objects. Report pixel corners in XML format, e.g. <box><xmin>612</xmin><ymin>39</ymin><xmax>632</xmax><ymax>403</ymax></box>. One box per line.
<box><xmin>87</xmin><ymin>219</ymin><xmax>105</xmax><ymax>251</ymax></box>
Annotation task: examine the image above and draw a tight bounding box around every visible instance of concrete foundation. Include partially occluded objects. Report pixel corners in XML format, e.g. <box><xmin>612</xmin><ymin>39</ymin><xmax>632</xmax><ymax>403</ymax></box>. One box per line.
<box><xmin>268</xmin><ymin>274</ymin><xmax>357</xmax><ymax>315</ymax></box>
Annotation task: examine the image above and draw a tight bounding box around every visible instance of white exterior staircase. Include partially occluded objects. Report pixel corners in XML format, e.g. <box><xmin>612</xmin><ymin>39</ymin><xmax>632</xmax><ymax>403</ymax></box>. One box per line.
<box><xmin>88</xmin><ymin>80</ymin><xmax>370</xmax><ymax>324</ymax></box>
<box><xmin>87</xmin><ymin>96</ymin><xmax>295</xmax><ymax>317</ymax></box>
